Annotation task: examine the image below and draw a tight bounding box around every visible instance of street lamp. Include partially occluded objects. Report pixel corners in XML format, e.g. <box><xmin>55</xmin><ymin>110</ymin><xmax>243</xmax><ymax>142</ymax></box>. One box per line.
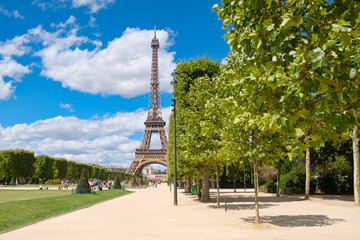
<box><xmin>171</xmin><ymin>69</ymin><xmax>178</xmax><ymax>206</ymax></box>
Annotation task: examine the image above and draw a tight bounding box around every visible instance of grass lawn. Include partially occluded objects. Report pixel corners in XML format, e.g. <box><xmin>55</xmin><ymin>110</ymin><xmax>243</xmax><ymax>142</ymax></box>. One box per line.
<box><xmin>0</xmin><ymin>189</ymin><xmax>132</xmax><ymax>233</ymax></box>
<box><xmin>0</xmin><ymin>190</ymin><xmax>71</xmax><ymax>203</ymax></box>
<box><xmin>0</xmin><ymin>184</ymin><xmax>65</xmax><ymax>189</ymax></box>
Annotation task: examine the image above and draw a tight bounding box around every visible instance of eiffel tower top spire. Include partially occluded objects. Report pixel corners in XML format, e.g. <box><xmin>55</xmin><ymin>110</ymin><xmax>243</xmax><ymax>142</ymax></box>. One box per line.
<box><xmin>147</xmin><ymin>25</ymin><xmax>163</xmax><ymax>122</ymax></box>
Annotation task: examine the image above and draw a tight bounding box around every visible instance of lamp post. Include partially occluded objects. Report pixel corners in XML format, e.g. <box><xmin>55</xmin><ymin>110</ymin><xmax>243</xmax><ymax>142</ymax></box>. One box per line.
<box><xmin>171</xmin><ymin>69</ymin><xmax>178</xmax><ymax>206</ymax></box>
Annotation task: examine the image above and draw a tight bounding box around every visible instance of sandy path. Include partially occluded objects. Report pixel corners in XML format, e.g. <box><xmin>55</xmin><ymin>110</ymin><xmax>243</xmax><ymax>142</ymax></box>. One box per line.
<box><xmin>1</xmin><ymin>183</ymin><xmax>359</xmax><ymax>240</ymax></box>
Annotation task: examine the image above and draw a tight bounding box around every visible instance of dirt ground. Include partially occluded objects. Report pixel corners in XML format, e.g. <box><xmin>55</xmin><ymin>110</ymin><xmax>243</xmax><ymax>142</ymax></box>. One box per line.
<box><xmin>0</xmin><ymin>183</ymin><xmax>359</xmax><ymax>240</ymax></box>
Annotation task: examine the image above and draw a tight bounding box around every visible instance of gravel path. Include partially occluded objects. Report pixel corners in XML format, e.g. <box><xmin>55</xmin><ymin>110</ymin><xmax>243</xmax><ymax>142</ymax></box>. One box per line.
<box><xmin>1</xmin><ymin>183</ymin><xmax>359</xmax><ymax>240</ymax></box>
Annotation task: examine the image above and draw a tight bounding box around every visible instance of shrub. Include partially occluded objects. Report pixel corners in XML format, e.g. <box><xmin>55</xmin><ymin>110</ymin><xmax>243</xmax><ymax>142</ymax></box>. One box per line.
<box><xmin>113</xmin><ymin>175</ymin><xmax>121</xmax><ymax>189</ymax></box>
<box><xmin>76</xmin><ymin>168</ymin><xmax>91</xmax><ymax>194</ymax></box>
<box><xmin>45</xmin><ymin>179</ymin><xmax>62</xmax><ymax>185</ymax></box>
<box><xmin>139</xmin><ymin>178</ymin><xmax>145</xmax><ymax>186</ymax></box>
<box><xmin>10</xmin><ymin>177</ymin><xmax>16</xmax><ymax>185</ymax></box>
<box><xmin>317</xmin><ymin>156</ymin><xmax>353</xmax><ymax>194</ymax></box>
<box><xmin>280</xmin><ymin>161</ymin><xmax>306</xmax><ymax>194</ymax></box>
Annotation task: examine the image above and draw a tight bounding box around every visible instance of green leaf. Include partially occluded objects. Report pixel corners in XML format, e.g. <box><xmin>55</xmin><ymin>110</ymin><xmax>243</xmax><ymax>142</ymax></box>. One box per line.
<box><xmin>312</xmin><ymin>48</ymin><xmax>326</xmax><ymax>69</ymax></box>
<box><xmin>280</xmin><ymin>15</ymin><xmax>291</xmax><ymax>28</ymax></box>
<box><xmin>339</xmin><ymin>33</ymin><xmax>351</xmax><ymax>47</ymax></box>
<box><xmin>332</xmin><ymin>23</ymin><xmax>352</xmax><ymax>33</ymax></box>
<box><xmin>263</xmin><ymin>19</ymin><xmax>272</xmax><ymax>27</ymax></box>
<box><xmin>212</xmin><ymin>4</ymin><xmax>219</xmax><ymax>12</ymax></box>
<box><xmin>312</xmin><ymin>48</ymin><xmax>325</xmax><ymax>62</ymax></box>
<box><xmin>295</xmin><ymin>128</ymin><xmax>305</xmax><ymax>138</ymax></box>
<box><xmin>324</xmin><ymin>39</ymin><xmax>338</xmax><ymax>47</ymax></box>
<box><xmin>288</xmin><ymin>0</ymin><xmax>296</xmax><ymax>6</ymax></box>
<box><xmin>350</xmin><ymin>68</ymin><xmax>357</xmax><ymax>79</ymax></box>
<box><xmin>266</xmin><ymin>0</ymin><xmax>272</xmax><ymax>8</ymax></box>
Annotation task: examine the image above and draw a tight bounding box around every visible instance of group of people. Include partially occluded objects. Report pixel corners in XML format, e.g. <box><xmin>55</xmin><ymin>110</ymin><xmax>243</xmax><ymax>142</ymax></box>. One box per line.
<box><xmin>58</xmin><ymin>180</ymin><xmax>72</xmax><ymax>190</ymax></box>
<box><xmin>90</xmin><ymin>180</ymin><xmax>112</xmax><ymax>191</ymax></box>
<box><xmin>149</xmin><ymin>181</ymin><xmax>158</xmax><ymax>188</ymax></box>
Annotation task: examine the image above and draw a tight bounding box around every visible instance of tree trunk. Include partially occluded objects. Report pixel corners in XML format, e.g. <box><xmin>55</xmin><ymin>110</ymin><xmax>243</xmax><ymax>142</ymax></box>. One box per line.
<box><xmin>305</xmin><ymin>147</ymin><xmax>311</xmax><ymax>200</ymax></box>
<box><xmin>211</xmin><ymin>175</ymin><xmax>215</xmax><ymax>189</ymax></box>
<box><xmin>216</xmin><ymin>164</ymin><xmax>220</xmax><ymax>208</ymax></box>
<box><xmin>201</xmin><ymin>164</ymin><xmax>211</xmax><ymax>202</ymax></box>
<box><xmin>243</xmin><ymin>168</ymin><xmax>246</xmax><ymax>193</ymax></box>
<box><xmin>233</xmin><ymin>179</ymin><xmax>236</xmax><ymax>192</ymax></box>
<box><xmin>276</xmin><ymin>166</ymin><xmax>280</xmax><ymax>197</ymax></box>
<box><xmin>197</xmin><ymin>173</ymin><xmax>200</xmax><ymax>199</ymax></box>
<box><xmin>187</xmin><ymin>175</ymin><xmax>192</xmax><ymax>193</ymax></box>
<box><xmin>253</xmin><ymin>160</ymin><xmax>260</xmax><ymax>224</ymax></box>
<box><xmin>352</xmin><ymin>109</ymin><xmax>360</xmax><ymax>205</ymax></box>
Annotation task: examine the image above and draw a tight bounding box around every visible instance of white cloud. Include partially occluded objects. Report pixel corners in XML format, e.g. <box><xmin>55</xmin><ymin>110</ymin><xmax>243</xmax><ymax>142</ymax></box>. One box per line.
<box><xmin>0</xmin><ymin>77</ymin><xmax>14</xmax><ymax>100</ymax></box>
<box><xmin>72</xmin><ymin>0</ymin><xmax>115</xmax><ymax>13</ymax></box>
<box><xmin>0</xmin><ymin>35</ymin><xmax>30</xmax><ymax>56</ymax></box>
<box><xmin>60</xmin><ymin>103</ymin><xmax>75</xmax><ymax>112</ymax></box>
<box><xmin>53</xmin><ymin>15</ymin><xmax>77</xmax><ymax>28</ymax></box>
<box><xmin>33</xmin><ymin>0</ymin><xmax>115</xmax><ymax>13</ymax></box>
<box><xmin>0</xmin><ymin>57</ymin><xmax>30</xmax><ymax>100</ymax></box>
<box><xmin>36</xmin><ymin>27</ymin><xmax>175</xmax><ymax>98</ymax></box>
<box><xmin>0</xmin><ymin>6</ymin><xmax>24</xmax><ymax>19</ymax></box>
<box><xmin>0</xmin><ymin>107</ymin><xmax>172</xmax><ymax>166</ymax></box>
<box><xmin>0</xmin><ymin>57</ymin><xmax>30</xmax><ymax>80</ymax></box>
<box><xmin>89</xmin><ymin>16</ymin><xmax>97</xmax><ymax>28</ymax></box>
<box><xmin>0</xmin><ymin>18</ymin><xmax>176</xmax><ymax>99</ymax></box>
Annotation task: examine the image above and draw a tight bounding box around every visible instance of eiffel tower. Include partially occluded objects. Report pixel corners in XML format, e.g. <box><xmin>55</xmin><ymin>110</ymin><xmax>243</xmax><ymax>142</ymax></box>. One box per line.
<box><xmin>126</xmin><ymin>27</ymin><xmax>168</xmax><ymax>175</ymax></box>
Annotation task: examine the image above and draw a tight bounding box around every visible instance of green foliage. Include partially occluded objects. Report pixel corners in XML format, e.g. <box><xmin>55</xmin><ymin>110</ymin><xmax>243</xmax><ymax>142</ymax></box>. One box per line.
<box><xmin>53</xmin><ymin>158</ymin><xmax>67</xmax><ymax>179</ymax></box>
<box><xmin>131</xmin><ymin>180</ymin><xmax>138</xmax><ymax>186</ymax></box>
<box><xmin>34</xmin><ymin>155</ymin><xmax>54</xmax><ymax>182</ymax></box>
<box><xmin>168</xmin><ymin>56</ymin><xmax>221</xmax><ymax>180</ymax></box>
<box><xmin>66</xmin><ymin>161</ymin><xmax>77</xmax><ymax>180</ymax></box>
<box><xmin>9</xmin><ymin>177</ymin><xmax>16</xmax><ymax>185</ymax></box>
<box><xmin>45</xmin><ymin>179</ymin><xmax>62</xmax><ymax>185</ymax></box>
<box><xmin>213</xmin><ymin>0</ymin><xmax>360</xmax><ymax>206</ymax></box>
<box><xmin>76</xmin><ymin>163</ymin><xmax>87</xmax><ymax>179</ymax></box>
<box><xmin>0</xmin><ymin>154</ymin><xmax>4</xmax><ymax>178</ymax></box>
<box><xmin>76</xmin><ymin>168</ymin><xmax>91</xmax><ymax>194</ymax></box>
<box><xmin>113</xmin><ymin>175</ymin><xmax>121</xmax><ymax>189</ymax></box>
<box><xmin>317</xmin><ymin>156</ymin><xmax>353</xmax><ymax>194</ymax></box>
<box><xmin>280</xmin><ymin>160</ymin><xmax>306</xmax><ymax>194</ymax></box>
<box><xmin>139</xmin><ymin>178</ymin><xmax>145</xmax><ymax>186</ymax></box>
<box><xmin>99</xmin><ymin>168</ymin><xmax>106</xmax><ymax>180</ymax></box>
<box><xmin>0</xmin><ymin>150</ymin><xmax>36</xmax><ymax>180</ymax></box>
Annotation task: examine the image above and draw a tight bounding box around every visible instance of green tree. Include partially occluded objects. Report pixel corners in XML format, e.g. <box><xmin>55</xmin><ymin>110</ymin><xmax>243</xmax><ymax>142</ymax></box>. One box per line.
<box><xmin>76</xmin><ymin>168</ymin><xmax>91</xmax><ymax>194</ymax></box>
<box><xmin>76</xmin><ymin>163</ymin><xmax>87</xmax><ymax>180</ymax></box>
<box><xmin>169</xmin><ymin>57</ymin><xmax>220</xmax><ymax>203</ymax></box>
<box><xmin>34</xmin><ymin>155</ymin><xmax>54</xmax><ymax>182</ymax></box>
<box><xmin>67</xmin><ymin>161</ymin><xmax>77</xmax><ymax>180</ymax></box>
<box><xmin>54</xmin><ymin>158</ymin><xmax>67</xmax><ymax>179</ymax></box>
<box><xmin>99</xmin><ymin>168</ymin><xmax>106</xmax><ymax>180</ymax></box>
<box><xmin>0</xmin><ymin>151</ymin><xmax>10</xmax><ymax>180</ymax></box>
<box><xmin>214</xmin><ymin>0</ymin><xmax>360</xmax><ymax>206</ymax></box>
<box><xmin>113</xmin><ymin>175</ymin><xmax>121</xmax><ymax>189</ymax></box>
<box><xmin>1</xmin><ymin>150</ymin><xmax>36</xmax><ymax>182</ymax></box>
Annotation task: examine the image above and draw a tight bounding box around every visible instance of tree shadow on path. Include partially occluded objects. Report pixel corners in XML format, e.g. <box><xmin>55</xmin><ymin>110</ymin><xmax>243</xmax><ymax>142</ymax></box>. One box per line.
<box><xmin>208</xmin><ymin>203</ymin><xmax>278</xmax><ymax>210</ymax></box>
<box><xmin>241</xmin><ymin>215</ymin><xmax>345</xmax><ymax>227</ymax></box>
<box><xmin>209</xmin><ymin>193</ymin><xmax>304</xmax><ymax>203</ymax></box>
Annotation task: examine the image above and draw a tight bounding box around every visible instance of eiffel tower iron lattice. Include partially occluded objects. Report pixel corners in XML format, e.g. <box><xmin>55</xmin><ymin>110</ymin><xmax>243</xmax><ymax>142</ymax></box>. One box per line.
<box><xmin>126</xmin><ymin>27</ymin><xmax>168</xmax><ymax>175</ymax></box>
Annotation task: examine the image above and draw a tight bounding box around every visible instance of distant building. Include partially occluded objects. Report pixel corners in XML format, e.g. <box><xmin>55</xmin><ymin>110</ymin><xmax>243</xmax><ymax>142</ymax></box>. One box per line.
<box><xmin>142</xmin><ymin>166</ymin><xmax>167</xmax><ymax>180</ymax></box>
<box><xmin>142</xmin><ymin>166</ymin><xmax>155</xmax><ymax>176</ymax></box>
<box><xmin>103</xmin><ymin>165</ymin><xmax>127</xmax><ymax>172</ymax></box>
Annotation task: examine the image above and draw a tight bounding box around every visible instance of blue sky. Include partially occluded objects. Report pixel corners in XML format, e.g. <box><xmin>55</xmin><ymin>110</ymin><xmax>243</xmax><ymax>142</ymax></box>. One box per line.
<box><xmin>0</xmin><ymin>0</ymin><xmax>228</xmax><ymax>168</ymax></box>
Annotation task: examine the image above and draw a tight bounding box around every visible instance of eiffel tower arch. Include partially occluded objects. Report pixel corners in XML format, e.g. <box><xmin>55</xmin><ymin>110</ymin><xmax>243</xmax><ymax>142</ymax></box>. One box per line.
<box><xmin>126</xmin><ymin>27</ymin><xmax>168</xmax><ymax>175</ymax></box>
